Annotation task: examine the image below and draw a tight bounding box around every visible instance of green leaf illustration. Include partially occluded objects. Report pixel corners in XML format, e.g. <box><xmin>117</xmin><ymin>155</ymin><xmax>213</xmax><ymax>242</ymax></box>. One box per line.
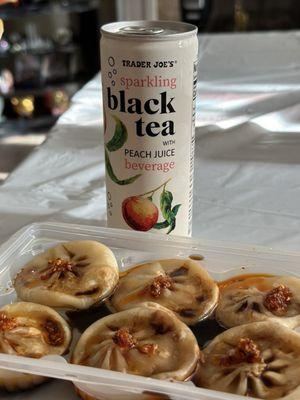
<box><xmin>106</xmin><ymin>116</ymin><xmax>128</xmax><ymax>152</ymax></box>
<box><xmin>153</xmin><ymin>204</ymin><xmax>181</xmax><ymax>231</ymax></box>
<box><xmin>156</xmin><ymin>189</ymin><xmax>182</xmax><ymax>234</ymax></box>
<box><xmin>153</xmin><ymin>220</ymin><xmax>170</xmax><ymax>229</ymax></box>
<box><xmin>167</xmin><ymin>214</ymin><xmax>176</xmax><ymax>234</ymax></box>
<box><xmin>172</xmin><ymin>204</ymin><xmax>181</xmax><ymax>216</ymax></box>
<box><xmin>105</xmin><ymin>149</ymin><xmax>141</xmax><ymax>185</ymax></box>
<box><xmin>160</xmin><ymin>190</ymin><xmax>173</xmax><ymax>221</ymax></box>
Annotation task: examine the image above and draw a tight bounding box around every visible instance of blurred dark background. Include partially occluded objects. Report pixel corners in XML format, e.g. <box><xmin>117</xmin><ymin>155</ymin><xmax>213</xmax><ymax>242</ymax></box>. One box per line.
<box><xmin>0</xmin><ymin>0</ymin><xmax>299</xmax><ymax>182</ymax></box>
<box><xmin>1</xmin><ymin>0</ymin><xmax>299</xmax><ymax>134</ymax></box>
<box><xmin>180</xmin><ymin>0</ymin><xmax>300</xmax><ymax>32</ymax></box>
<box><xmin>0</xmin><ymin>0</ymin><xmax>115</xmax><ymax>133</ymax></box>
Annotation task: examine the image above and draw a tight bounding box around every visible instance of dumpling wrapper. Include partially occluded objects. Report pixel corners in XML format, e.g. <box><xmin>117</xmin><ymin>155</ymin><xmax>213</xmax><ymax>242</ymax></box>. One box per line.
<box><xmin>14</xmin><ymin>240</ymin><xmax>119</xmax><ymax>310</ymax></box>
<box><xmin>195</xmin><ymin>321</ymin><xmax>300</xmax><ymax>400</ymax></box>
<box><xmin>0</xmin><ymin>302</ymin><xmax>71</xmax><ymax>391</ymax></box>
<box><xmin>72</xmin><ymin>302</ymin><xmax>200</xmax><ymax>381</ymax></box>
<box><xmin>216</xmin><ymin>275</ymin><xmax>300</xmax><ymax>329</ymax></box>
<box><xmin>109</xmin><ymin>259</ymin><xmax>219</xmax><ymax>325</ymax></box>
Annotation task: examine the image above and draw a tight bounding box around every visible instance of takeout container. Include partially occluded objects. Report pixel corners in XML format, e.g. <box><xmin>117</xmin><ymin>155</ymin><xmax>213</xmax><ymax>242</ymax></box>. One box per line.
<box><xmin>0</xmin><ymin>221</ymin><xmax>300</xmax><ymax>400</ymax></box>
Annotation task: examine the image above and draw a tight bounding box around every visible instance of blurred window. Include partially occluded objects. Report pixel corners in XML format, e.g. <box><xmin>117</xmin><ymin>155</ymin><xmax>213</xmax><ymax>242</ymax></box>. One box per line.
<box><xmin>180</xmin><ymin>0</ymin><xmax>300</xmax><ymax>32</ymax></box>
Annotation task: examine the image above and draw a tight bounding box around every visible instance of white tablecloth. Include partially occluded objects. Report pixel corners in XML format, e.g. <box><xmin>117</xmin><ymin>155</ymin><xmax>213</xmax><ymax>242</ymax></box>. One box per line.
<box><xmin>1</xmin><ymin>30</ymin><xmax>300</xmax><ymax>400</ymax></box>
<box><xmin>1</xmin><ymin>32</ymin><xmax>300</xmax><ymax>251</ymax></box>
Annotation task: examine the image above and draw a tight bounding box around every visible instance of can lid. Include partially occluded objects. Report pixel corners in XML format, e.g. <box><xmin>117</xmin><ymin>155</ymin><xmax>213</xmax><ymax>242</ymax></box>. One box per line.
<box><xmin>101</xmin><ymin>21</ymin><xmax>197</xmax><ymax>40</ymax></box>
<box><xmin>119</xmin><ymin>26</ymin><xmax>164</xmax><ymax>35</ymax></box>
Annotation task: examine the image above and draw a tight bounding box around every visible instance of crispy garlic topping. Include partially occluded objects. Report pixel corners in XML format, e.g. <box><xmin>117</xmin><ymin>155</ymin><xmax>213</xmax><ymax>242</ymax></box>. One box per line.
<box><xmin>220</xmin><ymin>338</ymin><xmax>262</xmax><ymax>366</ymax></box>
<box><xmin>40</xmin><ymin>258</ymin><xmax>76</xmax><ymax>280</ymax></box>
<box><xmin>112</xmin><ymin>327</ymin><xmax>159</xmax><ymax>356</ymax></box>
<box><xmin>113</xmin><ymin>328</ymin><xmax>136</xmax><ymax>349</ymax></box>
<box><xmin>0</xmin><ymin>313</ymin><xmax>17</xmax><ymax>332</ymax></box>
<box><xmin>138</xmin><ymin>343</ymin><xmax>158</xmax><ymax>356</ymax></box>
<box><xmin>43</xmin><ymin>318</ymin><xmax>64</xmax><ymax>346</ymax></box>
<box><xmin>264</xmin><ymin>285</ymin><xmax>292</xmax><ymax>314</ymax></box>
<box><xmin>147</xmin><ymin>275</ymin><xmax>173</xmax><ymax>298</ymax></box>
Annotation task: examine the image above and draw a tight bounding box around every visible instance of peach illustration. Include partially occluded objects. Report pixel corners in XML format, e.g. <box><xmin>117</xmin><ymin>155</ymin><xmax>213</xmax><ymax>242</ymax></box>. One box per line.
<box><xmin>122</xmin><ymin>196</ymin><xmax>158</xmax><ymax>231</ymax></box>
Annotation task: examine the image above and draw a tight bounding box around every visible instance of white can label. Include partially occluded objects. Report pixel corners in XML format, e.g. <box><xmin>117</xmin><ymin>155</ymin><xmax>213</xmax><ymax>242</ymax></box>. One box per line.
<box><xmin>101</xmin><ymin>36</ymin><xmax>198</xmax><ymax>236</ymax></box>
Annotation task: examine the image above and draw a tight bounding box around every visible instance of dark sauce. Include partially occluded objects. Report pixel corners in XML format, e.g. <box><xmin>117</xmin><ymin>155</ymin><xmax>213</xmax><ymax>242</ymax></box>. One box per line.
<box><xmin>191</xmin><ymin>317</ymin><xmax>226</xmax><ymax>348</ymax></box>
<box><xmin>65</xmin><ymin>275</ymin><xmax>269</xmax><ymax>348</ymax></box>
<box><xmin>66</xmin><ymin>301</ymin><xmax>225</xmax><ymax>349</ymax></box>
<box><xmin>66</xmin><ymin>303</ymin><xmax>111</xmax><ymax>333</ymax></box>
<box><xmin>66</xmin><ymin>272</ymin><xmax>270</xmax><ymax>347</ymax></box>
<box><xmin>189</xmin><ymin>254</ymin><xmax>204</xmax><ymax>261</ymax></box>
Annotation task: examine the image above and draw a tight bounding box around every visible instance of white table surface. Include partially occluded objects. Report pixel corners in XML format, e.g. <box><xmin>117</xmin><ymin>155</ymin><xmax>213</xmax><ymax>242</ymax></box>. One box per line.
<box><xmin>1</xmin><ymin>31</ymin><xmax>300</xmax><ymax>399</ymax></box>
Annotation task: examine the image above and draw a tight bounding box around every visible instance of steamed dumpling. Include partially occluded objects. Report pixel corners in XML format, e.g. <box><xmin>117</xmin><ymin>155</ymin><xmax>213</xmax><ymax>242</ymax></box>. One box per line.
<box><xmin>195</xmin><ymin>321</ymin><xmax>300</xmax><ymax>399</ymax></box>
<box><xmin>216</xmin><ymin>275</ymin><xmax>300</xmax><ymax>329</ymax></box>
<box><xmin>0</xmin><ymin>302</ymin><xmax>71</xmax><ymax>391</ymax></box>
<box><xmin>109</xmin><ymin>259</ymin><xmax>219</xmax><ymax>325</ymax></box>
<box><xmin>14</xmin><ymin>240</ymin><xmax>119</xmax><ymax>310</ymax></box>
<box><xmin>72</xmin><ymin>302</ymin><xmax>200</xmax><ymax>381</ymax></box>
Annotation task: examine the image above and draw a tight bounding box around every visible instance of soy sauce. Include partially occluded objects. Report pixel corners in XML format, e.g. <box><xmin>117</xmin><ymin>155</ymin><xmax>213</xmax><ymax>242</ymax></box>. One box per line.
<box><xmin>191</xmin><ymin>317</ymin><xmax>226</xmax><ymax>347</ymax></box>
<box><xmin>66</xmin><ymin>303</ymin><xmax>111</xmax><ymax>333</ymax></box>
<box><xmin>66</xmin><ymin>301</ymin><xmax>224</xmax><ymax>349</ymax></box>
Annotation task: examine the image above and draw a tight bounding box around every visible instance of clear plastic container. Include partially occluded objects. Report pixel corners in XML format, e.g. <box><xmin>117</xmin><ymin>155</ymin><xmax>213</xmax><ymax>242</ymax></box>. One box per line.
<box><xmin>0</xmin><ymin>221</ymin><xmax>300</xmax><ymax>400</ymax></box>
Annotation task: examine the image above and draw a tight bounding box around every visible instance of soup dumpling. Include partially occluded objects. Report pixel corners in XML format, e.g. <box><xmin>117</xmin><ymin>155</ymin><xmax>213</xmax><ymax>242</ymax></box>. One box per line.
<box><xmin>72</xmin><ymin>302</ymin><xmax>200</xmax><ymax>381</ymax></box>
<box><xmin>195</xmin><ymin>321</ymin><xmax>300</xmax><ymax>399</ymax></box>
<box><xmin>109</xmin><ymin>259</ymin><xmax>219</xmax><ymax>325</ymax></box>
<box><xmin>0</xmin><ymin>302</ymin><xmax>71</xmax><ymax>391</ymax></box>
<box><xmin>14</xmin><ymin>240</ymin><xmax>119</xmax><ymax>310</ymax></box>
<box><xmin>216</xmin><ymin>275</ymin><xmax>300</xmax><ymax>329</ymax></box>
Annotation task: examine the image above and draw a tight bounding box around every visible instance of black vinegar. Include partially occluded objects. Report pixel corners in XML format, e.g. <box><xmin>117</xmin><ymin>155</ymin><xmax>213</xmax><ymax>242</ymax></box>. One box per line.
<box><xmin>66</xmin><ymin>302</ymin><xmax>225</xmax><ymax>347</ymax></box>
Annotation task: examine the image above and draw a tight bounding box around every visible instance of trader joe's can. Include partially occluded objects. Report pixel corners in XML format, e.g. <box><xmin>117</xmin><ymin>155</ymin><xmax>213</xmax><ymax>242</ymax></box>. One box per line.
<box><xmin>101</xmin><ymin>21</ymin><xmax>198</xmax><ymax>236</ymax></box>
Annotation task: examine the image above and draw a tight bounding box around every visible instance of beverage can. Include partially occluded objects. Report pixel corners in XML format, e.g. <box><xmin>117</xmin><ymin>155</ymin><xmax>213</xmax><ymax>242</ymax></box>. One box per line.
<box><xmin>100</xmin><ymin>21</ymin><xmax>198</xmax><ymax>236</ymax></box>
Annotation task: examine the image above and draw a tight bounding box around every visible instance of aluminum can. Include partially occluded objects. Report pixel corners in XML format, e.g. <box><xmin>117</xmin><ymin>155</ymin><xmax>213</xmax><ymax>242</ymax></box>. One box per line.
<box><xmin>101</xmin><ymin>21</ymin><xmax>198</xmax><ymax>236</ymax></box>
